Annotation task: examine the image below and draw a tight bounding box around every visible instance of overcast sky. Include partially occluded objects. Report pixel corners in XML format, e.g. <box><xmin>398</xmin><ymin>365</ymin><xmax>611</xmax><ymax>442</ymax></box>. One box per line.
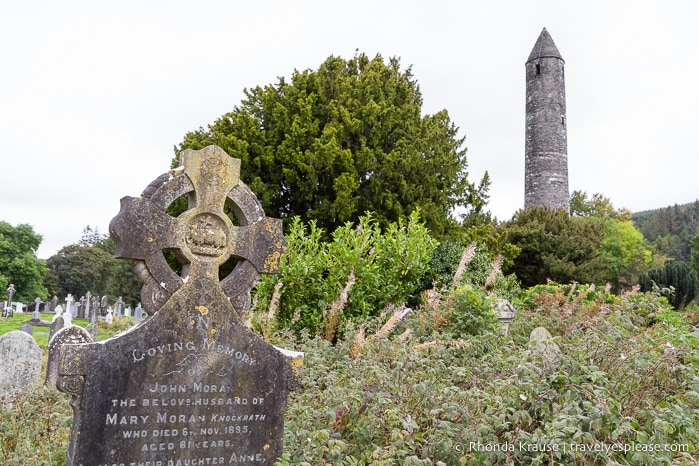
<box><xmin>2</xmin><ymin>1</ymin><xmax>698</xmax><ymax>259</ymax></box>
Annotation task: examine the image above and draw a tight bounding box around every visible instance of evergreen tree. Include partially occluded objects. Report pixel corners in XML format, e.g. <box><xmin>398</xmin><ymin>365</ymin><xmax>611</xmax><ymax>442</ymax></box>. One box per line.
<box><xmin>638</xmin><ymin>260</ymin><xmax>698</xmax><ymax>309</ymax></box>
<box><xmin>174</xmin><ymin>53</ymin><xmax>488</xmax><ymax>238</ymax></box>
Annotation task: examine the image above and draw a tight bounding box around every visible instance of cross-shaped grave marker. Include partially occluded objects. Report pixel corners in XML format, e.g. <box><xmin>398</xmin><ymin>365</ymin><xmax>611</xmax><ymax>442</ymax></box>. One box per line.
<box><xmin>58</xmin><ymin>145</ymin><xmax>301</xmax><ymax>466</ymax></box>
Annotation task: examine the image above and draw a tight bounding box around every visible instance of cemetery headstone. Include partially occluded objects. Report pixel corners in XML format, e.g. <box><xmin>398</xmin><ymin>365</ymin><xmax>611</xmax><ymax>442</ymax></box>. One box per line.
<box><xmin>85</xmin><ymin>291</ymin><xmax>92</xmax><ymax>318</ymax></box>
<box><xmin>101</xmin><ymin>295</ymin><xmax>109</xmax><ymax>315</ymax></box>
<box><xmin>20</xmin><ymin>323</ymin><xmax>34</xmax><ymax>335</ymax></box>
<box><xmin>58</xmin><ymin>145</ymin><xmax>301</xmax><ymax>466</ymax></box>
<box><xmin>32</xmin><ymin>298</ymin><xmax>42</xmax><ymax>322</ymax></box>
<box><xmin>49</xmin><ymin>315</ymin><xmax>64</xmax><ymax>342</ymax></box>
<box><xmin>50</xmin><ymin>295</ymin><xmax>59</xmax><ymax>314</ymax></box>
<box><xmin>496</xmin><ymin>299</ymin><xmax>516</xmax><ymax>336</ymax></box>
<box><xmin>52</xmin><ymin>304</ymin><xmax>63</xmax><ymax>322</ymax></box>
<box><xmin>63</xmin><ymin>309</ymin><xmax>73</xmax><ymax>327</ymax></box>
<box><xmin>134</xmin><ymin>302</ymin><xmax>145</xmax><ymax>324</ymax></box>
<box><xmin>114</xmin><ymin>296</ymin><xmax>124</xmax><ymax>321</ymax></box>
<box><xmin>90</xmin><ymin>296</ymin><xmax>100</xmax><ymax>323</ymax></box>
<box><xmin>105</xmin><ymin>308</ymin><xmax>113</xmax><ymax>324</ymax></box>
<box><xmin>46</xmin><ymin>325</ymin><xmax>94</xmax><ymax>387</ymax></box>
<box><xmin>66</xmin><ymin>294</ymin><xmax>75</xmax><ymax>318</ymax></box>
<box><xmin>528</xmin><ymin>326</ymin><xmax>560</xmax><ymax>369</ymax></box>
<box><xmin>3</xmin><ymin>283</ymin><xmax>15</xmax><ymax>318</ymax></box>
<box><xmin>0</xmin><ymin>330</ymin><xmax>42</xmax><ymax>394</ymax></box>
<box><xmin>78</xmin><ymin>296</ymin><xmax>86</xmax><ymax>319</ymax></box>
<box><xmin>86</xmin><ymin>322</ymin><xmax>98</xmax><ymax>340</ymax></box>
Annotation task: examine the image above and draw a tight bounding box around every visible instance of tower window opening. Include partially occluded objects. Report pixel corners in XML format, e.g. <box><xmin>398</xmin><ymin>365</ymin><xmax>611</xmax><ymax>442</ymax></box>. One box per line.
<box><xmin>536</xmin><ymin>64</ymin><xmax>541</xmax><ymax>75</ymax></box>
<box><xmin>561</xmin><ymin>116</ymin><xmax>565</xmax><ymax>125</ymax></box>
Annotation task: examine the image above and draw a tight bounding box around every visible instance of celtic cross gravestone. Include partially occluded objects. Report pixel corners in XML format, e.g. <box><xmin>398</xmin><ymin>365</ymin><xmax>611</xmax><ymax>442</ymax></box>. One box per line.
<box><xmin>58</xmin><ymin>145</ymin><xmax>301</xmax><ymax>465</ymax></box>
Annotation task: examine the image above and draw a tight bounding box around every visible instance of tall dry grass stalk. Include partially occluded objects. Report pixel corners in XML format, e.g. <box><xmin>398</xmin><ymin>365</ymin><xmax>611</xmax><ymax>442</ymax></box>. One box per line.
<box><xmin>349</xmin><ymin>326</ymin><xmax>366</xmax><ymax>359</ymax></box>
<box><xmin>323</xmin><ymin>271</ymin><xmax>356</xmax><ymax>341</ymax></box>
<box><xmin>267</xmin><ymin>281</ymin><xmax>284</xmax><ymax>320</ymax></box>
<box><xmin>415</xmin><ymin>339</ymin><xmax>470</xmax><ymax>351</ymax></box>
<box><xmin>484</xmin><ymin>254</ymin><xmax>503</xmax><ymax>289</ymax></box>
<box><xmin>374</xmin><ymin>303</ymin><xmax>411</xmax><ymax>339</ymax></box>
<box><xmin>450</xmin><ymin>242</ymin><xmax>477</xmax><ymax>292</ymax></box>
<box><xmin>435</xmin><ymin>242</ymin><xmax>477</xmax><ymax>330</ymax></box>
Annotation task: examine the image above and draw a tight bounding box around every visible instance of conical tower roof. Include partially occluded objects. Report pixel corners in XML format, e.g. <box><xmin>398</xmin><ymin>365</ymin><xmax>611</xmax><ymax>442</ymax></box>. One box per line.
<box><xmin>527</xmin><ymin>27</ymin><xmax>563</xmax><ymax>62</ymax></box>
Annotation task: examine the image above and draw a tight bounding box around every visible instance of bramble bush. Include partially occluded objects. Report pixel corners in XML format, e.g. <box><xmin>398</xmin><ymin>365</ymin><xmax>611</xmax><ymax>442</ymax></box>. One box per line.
<box><xmin>269</xmin><ymin>281</ymin><xmax>699</xmax><ymax>465</ymax></box>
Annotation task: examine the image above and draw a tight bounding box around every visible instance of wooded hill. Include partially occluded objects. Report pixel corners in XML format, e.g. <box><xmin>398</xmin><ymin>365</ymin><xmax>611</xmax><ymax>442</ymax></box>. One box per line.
<box><xmin>631</xmin><ymin>200</ymin><xmax>699</xmax><ymax>263</ymax></box>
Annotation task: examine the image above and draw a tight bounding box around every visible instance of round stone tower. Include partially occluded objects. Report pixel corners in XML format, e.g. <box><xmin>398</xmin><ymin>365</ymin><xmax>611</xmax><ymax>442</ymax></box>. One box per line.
<box><xmin>524</xmin><ymin>27</ymin><xmax>569</xmax><ymax>211</ymax></box>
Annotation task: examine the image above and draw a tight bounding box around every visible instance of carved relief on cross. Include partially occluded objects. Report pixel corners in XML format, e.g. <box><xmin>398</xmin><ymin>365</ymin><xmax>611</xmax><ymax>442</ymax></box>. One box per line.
<box><xmin>109</xmin><ymin>145</ymin><xmax>286</xmax><ymax>317</ymax></box>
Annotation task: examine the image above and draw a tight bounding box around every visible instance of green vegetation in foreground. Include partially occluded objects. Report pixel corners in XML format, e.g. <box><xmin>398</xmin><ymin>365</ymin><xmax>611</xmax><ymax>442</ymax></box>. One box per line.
<box><xmin>1</xmin><ymin>284</ymin><xmax>699</xmax><ymax>465</ymax></box>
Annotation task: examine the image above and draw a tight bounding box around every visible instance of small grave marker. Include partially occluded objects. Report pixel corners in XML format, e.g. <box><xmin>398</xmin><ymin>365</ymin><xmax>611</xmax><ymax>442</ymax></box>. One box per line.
<box><xmin>0</xmin><ymin>330</ymin><xmax>42</xmax><ymax>394</ymax></box>
<box><xmin>45</xmin><ymin>325</ymin><xmax>94</xmax><ymax>386</ymax></box>
<box><xmin>528</xmin><ymin>326</ymin><xmax>560</xmax><ymax>369</ymax></box>
<box><xmin>3</xmin><ymin>283</ymin><xmax>15</xmax><ymax>318</ymax></box>
<box><xmin>58</xmin><ymin>145</ymin><xmax>301</xmax><ymax>465</ymax></box>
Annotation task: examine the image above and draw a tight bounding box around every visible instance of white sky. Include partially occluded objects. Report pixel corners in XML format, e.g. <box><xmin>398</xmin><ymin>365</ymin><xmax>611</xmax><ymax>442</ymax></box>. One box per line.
<box><xmin>2</xmin><ymin>0</ymin><xmax>698</xmax><ymax>259</ymax></box>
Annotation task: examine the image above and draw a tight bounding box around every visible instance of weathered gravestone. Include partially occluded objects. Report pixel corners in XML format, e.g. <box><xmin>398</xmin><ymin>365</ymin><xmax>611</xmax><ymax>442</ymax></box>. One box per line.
<box><xmin>0</xmin><ymin>330</ymin><xmax>42</xmax><ymax>394</ymax></box>
<box><xmin>58</xmin><ymin>145</ymin><xmax>302</xmax><ymax>466</ymax></box>
<box><xmin>3</xmin><ymin>283</ymin><xmax>15</xmax><ymax>318</ymax></box>
<box><xmin>528</xmin><ymin>326</ymin><xmax>560</xmax><ymax>369</ymax></box>
<box><xmin>48</xmin><ymin>314</ymin><xmax>64</xmax><ymax>342</ymax></box>
<box><xmin>46</xmin><ymin>325</ymin><xmax>94</xmax><ymax>387</ymax></box>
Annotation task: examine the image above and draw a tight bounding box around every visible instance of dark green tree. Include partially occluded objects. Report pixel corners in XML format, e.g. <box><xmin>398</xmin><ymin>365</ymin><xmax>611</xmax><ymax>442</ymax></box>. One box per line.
<box><xmin>0</xmin><ymin>221</ymin><xmax>48</xmax><ymax>300</ymax></box>
<box><xmin>503</xmin><ymin>206</ymin><xmax>606</xmax><ymax>287</ymax></box>
<box><xmin>638</xmin><ymin>260</ymin><xmax>698</xmax><ymax>309</ymax></box>
<box><xmin>174</xmin><ymin>53</ymin><xmax>488</xmax><ymax>238</ymax></box>
<box><xmin>44</xmin><ymin>227</ymin><xmax>142</xmax><ymax>306</ymax></box>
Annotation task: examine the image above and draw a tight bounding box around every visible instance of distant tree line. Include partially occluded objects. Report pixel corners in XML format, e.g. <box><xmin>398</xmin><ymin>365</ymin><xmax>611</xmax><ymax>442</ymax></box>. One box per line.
<box><xmin>43</xmin><ymin>227</ymin><xmax>142</xmax><ymax>307</ymax></box>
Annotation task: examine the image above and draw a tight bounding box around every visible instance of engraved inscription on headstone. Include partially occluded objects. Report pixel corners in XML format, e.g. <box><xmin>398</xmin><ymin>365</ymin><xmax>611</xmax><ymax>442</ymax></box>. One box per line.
<box><xmin>58</xmin><ymin>145</ymin><xmax>301</xmax><ymax>466</ymax></box>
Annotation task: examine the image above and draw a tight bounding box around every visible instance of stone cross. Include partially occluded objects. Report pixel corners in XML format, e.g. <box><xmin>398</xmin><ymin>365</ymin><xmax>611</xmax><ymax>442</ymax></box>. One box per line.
<box><xmin>85</xmin><ymin>291</ymin><xmax>92</xmax><ymax>319</ymax></box>
<box><xmin>134</xmin><ymin>302</ymin><xmax>144</xmax><ymax>324</ymax></box>
<box><xmin>52</xmin><ymin>304</ymin><xmax>63</xmax><ymax>322</ymax></box>
<box><xmin>58</xmin><ymin>145</ymin><xmax>301</xmax><ymax>465</ymax></box>
<box><xmin>114</xmin><ymin>296</ymin><xmax>123</xmax><ymax>321</ymax></box>
<box><xmin>78</xmin><ymin>296</ymin><xmax>86</xmax><ymax>319</ymax></box>
<box><xmin>90</xmin><ymin>296</ymin><xmax>100</xmax><ymax>323</ymax></box>
<box><xmin>32</xmin><ymin>297</ymin><xmax>42</xmax><ymax>321</ymax></box>
<box><xmin>65</xmin><ymin>294</ymin><xmax>75</xmax><ymax>317</ymax></box>
<box><xmin>3</xmin><ymin>283</ymin><xmax>15</xmax><ymax>318</ymax></box>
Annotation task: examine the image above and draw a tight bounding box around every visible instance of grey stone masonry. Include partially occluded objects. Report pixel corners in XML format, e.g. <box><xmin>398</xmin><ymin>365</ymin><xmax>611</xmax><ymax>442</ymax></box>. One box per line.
<box><xmin>524</xmin><ymin>27</ymin><xmax>569</xmax><ymax>211</ymax></box>
<box><xmin>58</xmin><ymin>145</ymin><xmax>301</xmax><ymax>466</ymax></box>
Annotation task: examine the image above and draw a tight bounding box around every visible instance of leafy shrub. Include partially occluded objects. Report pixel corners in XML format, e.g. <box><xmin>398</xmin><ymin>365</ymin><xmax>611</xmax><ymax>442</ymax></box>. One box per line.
<box><xmin>444</xmin><ymin>284</ymin><xmax>499</xmax><ymax>337</ymax></box>
<box><xmin>252</xmin><ymin>211</ymin><xmax>436</xmax><ymax>337</ymax></box>
<box><xmin>420</xmin><ymin>240</ymin><xmax>520</xmax><ymax>300</ymax></box>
